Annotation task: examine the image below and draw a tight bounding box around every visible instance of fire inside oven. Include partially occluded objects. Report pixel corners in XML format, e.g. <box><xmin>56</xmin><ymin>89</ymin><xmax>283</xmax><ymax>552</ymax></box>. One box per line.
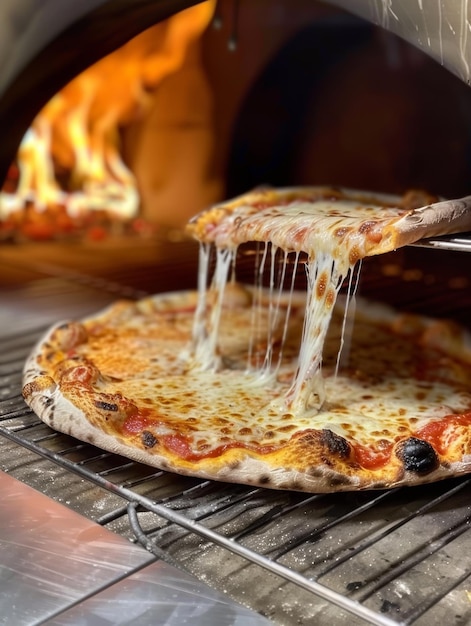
<box><xmin>0</xmin><ymin>1</ymin><xmax>470</xmax><ymax>625</ymax></box>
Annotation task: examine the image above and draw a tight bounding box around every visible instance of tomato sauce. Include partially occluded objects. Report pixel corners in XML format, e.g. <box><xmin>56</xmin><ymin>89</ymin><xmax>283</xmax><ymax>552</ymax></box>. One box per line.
<box><xmin>122</xmin><ymin>412</ymin><xmax>150</xmax><ymax>435</ymax></box>
<box><xmin>68</xmin><ymin>365</ymin><xmax>93</xmax><ymax>384</ymax></box>
<box><xmin>161</xmin><ymin>433</ymin><xmax>278</xmax><ymax>462</ymax></box>
<box><xmin>353</xmin><ymin>441</ymin><xmax>394</xmax><ymax>470</ymax></box>
<box><xmin>414</xmin><ymin>412</ymin><xmax>471</xmax><ymax>455</ymax></box>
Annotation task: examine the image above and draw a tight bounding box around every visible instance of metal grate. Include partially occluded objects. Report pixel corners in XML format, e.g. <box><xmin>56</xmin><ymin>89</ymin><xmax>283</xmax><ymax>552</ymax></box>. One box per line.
<box><xmin>1</xmin><ymin>324</ymin><xmax>471</xmax><ymax>625</ymax></box>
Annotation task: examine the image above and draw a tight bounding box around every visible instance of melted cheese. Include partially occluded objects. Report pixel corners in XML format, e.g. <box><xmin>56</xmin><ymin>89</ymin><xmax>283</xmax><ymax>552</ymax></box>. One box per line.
<box><xmin>188</xmin><ymin>195</ymin><xmax>398</xmax><ymax>414</ymax></box>
<box><xmin>73</xmin><ymin>295</ymin><xmax>471</xmax><ymax>456</ymax></box>
<box><xmin>189</xmin><ymin>244</ymin><xmax>235</xmax><ymax>371</ymax></box>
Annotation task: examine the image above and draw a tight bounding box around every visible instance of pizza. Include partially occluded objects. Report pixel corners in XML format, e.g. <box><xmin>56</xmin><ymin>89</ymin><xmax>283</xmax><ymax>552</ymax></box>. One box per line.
<box><xmin>22</xmin><ymin>186</ymin><xmax>471</xmax><ymax>492</ymax></box>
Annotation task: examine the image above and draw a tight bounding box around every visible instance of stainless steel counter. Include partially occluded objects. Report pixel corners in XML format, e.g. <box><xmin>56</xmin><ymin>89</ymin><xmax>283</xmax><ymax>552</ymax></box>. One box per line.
<box><xmin>0</xmin><ymin>471</ymin><xmax>270</xmax><ymax>625</ymax></box>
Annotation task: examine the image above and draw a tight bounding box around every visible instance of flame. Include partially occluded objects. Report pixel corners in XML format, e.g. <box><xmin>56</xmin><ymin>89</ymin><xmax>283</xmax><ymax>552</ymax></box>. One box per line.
<box><xmin>0</xmin><ymin>1</ymin><xmax>216</xmax><ymax>228</ymax></box>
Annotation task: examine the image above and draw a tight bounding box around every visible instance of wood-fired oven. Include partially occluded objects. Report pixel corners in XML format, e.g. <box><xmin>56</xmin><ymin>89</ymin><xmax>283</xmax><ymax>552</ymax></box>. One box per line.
<box><xmin>0</xmin><ymin>2</ymin><xmax>470</xmax><ymax>625</ymax></box>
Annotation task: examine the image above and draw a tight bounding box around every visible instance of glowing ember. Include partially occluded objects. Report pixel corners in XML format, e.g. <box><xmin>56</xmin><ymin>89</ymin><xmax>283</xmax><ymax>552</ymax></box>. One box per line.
<box><xmin>0</xmin><ymin>1</ymin><xmax>216</xmax><ymax>239</ymax></box>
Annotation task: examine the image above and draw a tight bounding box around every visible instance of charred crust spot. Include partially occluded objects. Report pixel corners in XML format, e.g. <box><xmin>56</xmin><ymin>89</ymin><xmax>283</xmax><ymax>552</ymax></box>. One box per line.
<box><xmin>94</xmin><ymin>400</ymin><xmax>119</xmax><ymax>412</ymax></box>
<box><xmin>328</xmin><ymin>474</ymin><xmax>353</xmax><ymax>487</ymax></box>
<box><xmin>308</xmin><ymin>467</ymin><xmax>324</xmax><ymax>477</ymax></box>
<box><xmin>141</xmin><ymin>430</ymin><xmax>158</xmax><ymax>448</ymax></box>
<box><xmin>229</xmin><ymin>460</ymin><xmax>241</xmax><ymax>470</ymax></box>
<box><xmin>396</xmin><ymin>437</ymin><xmax>439</xmax><ymax>474</ymax></box>
<box><xmin>321</xmin><ymin>456</ymin><xmax>334</xmax><ymax>467</ymax></box>
<box><xmin>43</xmin><ymin>397</ymin><xmax>54</xmax><ymax>407</ymax></box>
<box><xmin>320</xmin><ymin>429</ymin><xmax>352</xmax><ymax>459</ymax></box>
<box><xmin>258</xmin><ymin>474</ymin><xmax>271</xmax><ymax>485</ymax></box>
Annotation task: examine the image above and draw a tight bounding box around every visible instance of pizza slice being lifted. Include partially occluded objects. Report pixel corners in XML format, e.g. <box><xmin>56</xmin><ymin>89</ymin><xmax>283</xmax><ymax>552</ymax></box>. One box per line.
<box><xmin>187</xmin><ymin>187</ymin><xmax>471</xmax><ymax>255</ymax></box>
<box><xmin>187</xmin><ymin>186</ymin><xmax>471</xmax><ymax>415</ymax></box>
<box><xmin>23</xmin><ymin>187</ymin><xmax>471</xmax><ymax>492</ymax></box>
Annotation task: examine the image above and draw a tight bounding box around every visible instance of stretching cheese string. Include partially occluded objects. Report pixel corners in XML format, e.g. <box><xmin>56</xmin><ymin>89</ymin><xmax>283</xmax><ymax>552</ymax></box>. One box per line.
<box><xmin>190</xmin><ymin>240</ymin><xmax>360</xmax><ymax>415</ymax></box>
